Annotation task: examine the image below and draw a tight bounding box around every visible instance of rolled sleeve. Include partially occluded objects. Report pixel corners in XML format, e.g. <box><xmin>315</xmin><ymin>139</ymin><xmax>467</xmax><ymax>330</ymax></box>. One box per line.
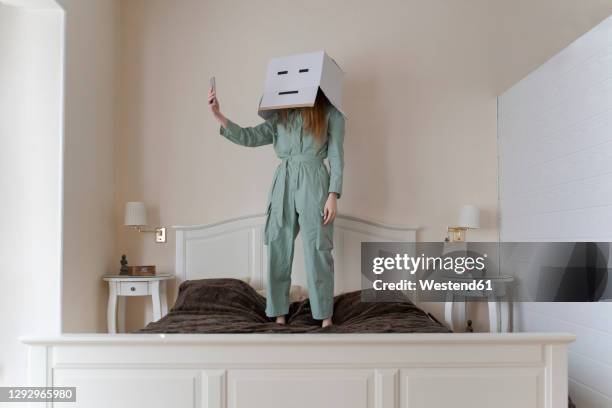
<box><xmin>220</xmin><ymin>120</ymin><xmax>243</xmax><ymax>139</ymax></box>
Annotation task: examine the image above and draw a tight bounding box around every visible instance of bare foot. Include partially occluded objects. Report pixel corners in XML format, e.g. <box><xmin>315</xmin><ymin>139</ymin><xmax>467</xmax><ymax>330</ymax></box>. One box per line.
<box><xmin>275</xmin><ymin>315</ymin><xmax>286</xmax><ymax>325</ymax></box>
<box><xmin>322</xmin><ymin>318</ymin><xmax>333</xmax><ymax>328</ymax></box>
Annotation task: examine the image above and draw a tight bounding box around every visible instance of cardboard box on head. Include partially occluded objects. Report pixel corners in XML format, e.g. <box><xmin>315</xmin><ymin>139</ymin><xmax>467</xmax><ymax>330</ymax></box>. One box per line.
<box><xmin>258</xmin><ymin>51</ymin><xmax>345</xmax><ymax>119</ymax></box>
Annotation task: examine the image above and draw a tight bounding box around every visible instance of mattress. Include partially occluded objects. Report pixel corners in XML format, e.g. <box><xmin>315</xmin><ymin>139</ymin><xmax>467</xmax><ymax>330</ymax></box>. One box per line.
<box><xmin>139</xmin><ymin>278</ymin><xmax>450</xmax><ymax>334</ymax></box>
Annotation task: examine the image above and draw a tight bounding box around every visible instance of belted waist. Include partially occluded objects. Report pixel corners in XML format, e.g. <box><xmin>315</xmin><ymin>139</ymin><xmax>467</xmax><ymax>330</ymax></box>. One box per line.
<box><xmin>269</xmin><ymin>155</ymin><xmax>325</xmax><ymax>236</ymax></box>
<box><xmin>279</xmin><ymin>154</ymin><xmax>324</xmax><ymax>165</ymax></box>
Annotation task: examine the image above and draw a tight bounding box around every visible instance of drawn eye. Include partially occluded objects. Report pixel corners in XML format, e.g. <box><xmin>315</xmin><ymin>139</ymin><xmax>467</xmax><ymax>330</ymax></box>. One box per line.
<box><xmin>299</xmin><ymin>69</ymin><xmax>309</xmax><ymax>73</ymax></box>
<box><xmin>279</xmin><ymin>90</ymin><xmax>299</xmax><ymax>95</ymax></box>
<box><xmin>277</xmin><ymin>70</ymin><xmax>288</xmax><ymax>75</ymax></box>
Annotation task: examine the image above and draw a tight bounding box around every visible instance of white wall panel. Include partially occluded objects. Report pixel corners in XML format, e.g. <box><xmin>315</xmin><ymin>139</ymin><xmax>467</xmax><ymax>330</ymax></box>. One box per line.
<box><xmin>0</xmin><ymin>1</ymin><xmax>64</xmax><ymax>386</ymax></box>
<box><xmin>499</xmin><ymin>14</ymin><xmax>612</xmax><ymax>407</ymax></box>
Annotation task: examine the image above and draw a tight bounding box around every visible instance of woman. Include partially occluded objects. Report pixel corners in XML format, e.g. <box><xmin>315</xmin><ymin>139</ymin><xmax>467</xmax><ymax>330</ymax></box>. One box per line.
<box><xmin>208</xmin><ymin>88</ymin><xmax>344</xmax><ymax>328</ymax></box>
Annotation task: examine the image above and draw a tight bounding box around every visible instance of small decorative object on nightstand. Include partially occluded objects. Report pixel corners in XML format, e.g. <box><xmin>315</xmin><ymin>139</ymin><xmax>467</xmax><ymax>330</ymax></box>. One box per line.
<box><xmin>103</xmin><ymin>274</ymin><xmax>174</xmax><ymax>333</ymax></box>
<box><xmin>127</xmin><ymin>265</ymin><xmax>156</xmax><ymax>276</ymax></box>
<box><xmin>466</xmin><ymin>319</ymin><xmax>474</xmax><ymax>332</ymax></box>
<box><xmin>119</xmin><ymin>254</ymin><xmax>129</xmax><ymax>275</ymax></box>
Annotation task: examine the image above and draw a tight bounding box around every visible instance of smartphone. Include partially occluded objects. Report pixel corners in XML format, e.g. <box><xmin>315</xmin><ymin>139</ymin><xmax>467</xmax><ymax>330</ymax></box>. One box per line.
<box><xmin>209</xmin><ymin>76</ymin><xmax>216</xmax><ymax>104</ymax></box>
<box><xmin>209</xmin><ymin>76</ymin><xmax>216</xmax><ymax>92</ymax></box>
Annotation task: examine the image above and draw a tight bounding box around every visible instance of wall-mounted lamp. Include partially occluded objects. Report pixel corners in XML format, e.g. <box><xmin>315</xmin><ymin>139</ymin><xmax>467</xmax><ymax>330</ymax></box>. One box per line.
<box><xmin>124</xmin><ymin>201</ymin><xmax>166</xmax><ymax>243</ymax></box>
<box><xmin>446</xmin><ymin>204</ymin><xmax>480</xmax><ymax>242</ymax></box>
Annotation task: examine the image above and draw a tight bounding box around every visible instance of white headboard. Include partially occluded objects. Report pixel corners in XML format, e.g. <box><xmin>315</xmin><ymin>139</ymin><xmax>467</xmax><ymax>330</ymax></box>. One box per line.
<box><xmin>174</xmin><ymin>214</ymin><xmax>417</xmax><ymax>295</ymax></box>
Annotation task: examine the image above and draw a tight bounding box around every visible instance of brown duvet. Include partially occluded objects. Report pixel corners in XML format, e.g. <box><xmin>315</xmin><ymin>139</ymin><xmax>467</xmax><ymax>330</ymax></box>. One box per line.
<box><xmin>139</xmin><ymin>278</ymin><xmax>451</xmax><ymax>334</ymax></box>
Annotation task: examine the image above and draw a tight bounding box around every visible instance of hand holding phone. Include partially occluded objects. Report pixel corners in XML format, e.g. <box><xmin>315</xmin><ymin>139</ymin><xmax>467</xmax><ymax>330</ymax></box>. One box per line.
<box><xmin>207</xmin><ymin>76</ymin><xmax>223</xmax><ymax>123</ymax></box>
<box><xmin>209</xmin><ymin>76</ymin><xmax>216</xmax><ymax>105</ymax></box>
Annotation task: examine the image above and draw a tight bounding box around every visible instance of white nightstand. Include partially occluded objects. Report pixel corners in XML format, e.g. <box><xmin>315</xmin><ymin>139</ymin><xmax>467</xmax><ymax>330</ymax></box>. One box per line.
<box><xmin>443</xmin><ymin>275</ymin><xmax>514</xmax><ymax>333</ymax></box>
<box><xmin>103</xmin><ymin>274</ymin><xmax>174</xmax><ymax>333</ymax></box>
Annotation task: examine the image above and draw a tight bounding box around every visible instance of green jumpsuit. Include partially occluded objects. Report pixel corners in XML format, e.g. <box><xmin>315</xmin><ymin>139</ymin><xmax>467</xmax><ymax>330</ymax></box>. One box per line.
<box><xmin>220</xmin><ymin>105</ymin><xmax>345</xmax><ymax>320</ymax></box>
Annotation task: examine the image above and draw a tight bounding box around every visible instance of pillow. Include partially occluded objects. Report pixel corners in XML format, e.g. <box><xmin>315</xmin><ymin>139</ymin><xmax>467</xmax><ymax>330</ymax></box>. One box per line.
<box><xmin>172</xmin><ymin>278</ymin><xmax>266</xmax><ymax>317</ymax></box>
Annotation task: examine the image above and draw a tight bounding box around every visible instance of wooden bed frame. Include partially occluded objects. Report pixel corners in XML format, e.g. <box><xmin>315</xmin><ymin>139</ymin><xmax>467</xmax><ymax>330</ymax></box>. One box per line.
<box><xmin>24</xmin><ymin>214</ymin><xmax>575</xmax><ymax>408</ymax></box>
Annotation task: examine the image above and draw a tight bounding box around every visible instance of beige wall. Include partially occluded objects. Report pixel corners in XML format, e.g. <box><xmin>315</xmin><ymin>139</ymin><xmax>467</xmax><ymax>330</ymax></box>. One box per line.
<box><xmin>60</xmin><ymin>0</ymin><xmax>119</xmax><ymax>333</ymax></box>
<box><xmin>109</xmin><ymin>0</ymin><xmax>612</xmax><ymax>331</ymax></box>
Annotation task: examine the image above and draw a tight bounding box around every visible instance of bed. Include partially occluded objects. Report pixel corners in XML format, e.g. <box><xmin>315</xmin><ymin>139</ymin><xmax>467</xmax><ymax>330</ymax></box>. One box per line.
<box><xmin>138</xmin><ymin>278</ymin><xmax>451</xmax><ymax>334</ymax></box>
<box><xmin>23</xmin><ymin>214</ymin><xmax>574</xmax><ymax>408</ymax></box>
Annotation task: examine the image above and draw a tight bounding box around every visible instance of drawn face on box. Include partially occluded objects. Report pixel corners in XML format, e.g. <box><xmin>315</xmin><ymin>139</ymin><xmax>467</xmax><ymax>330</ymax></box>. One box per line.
<box><xmin>258</xmin><ymin>51</ymin><xmax>344</xmax><ymax>119</ymax></box>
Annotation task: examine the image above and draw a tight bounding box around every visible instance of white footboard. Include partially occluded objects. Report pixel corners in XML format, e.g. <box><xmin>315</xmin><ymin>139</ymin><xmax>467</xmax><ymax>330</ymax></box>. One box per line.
<box><xmin>23</xmin><ymin>333</ymin><xmax>574</xmax><ymax>408</ymax></box>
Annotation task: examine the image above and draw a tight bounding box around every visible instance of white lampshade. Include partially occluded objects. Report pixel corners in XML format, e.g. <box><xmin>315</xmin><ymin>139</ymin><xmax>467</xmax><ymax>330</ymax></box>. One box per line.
<box><xmin>458</xmin><ymin>204</ymin><xmax>480</xmax><ymax>229</ymax></box>
<box><xmin>124</xmin><ymin>202</ymin><xmax>147</xmax><ymax>226</ymax></box>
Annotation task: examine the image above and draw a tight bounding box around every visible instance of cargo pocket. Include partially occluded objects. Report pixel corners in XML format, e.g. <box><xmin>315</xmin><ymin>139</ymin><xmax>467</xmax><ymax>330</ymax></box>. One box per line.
<box><xmin>317</xmin><ymin>220</ymin><xmax>334</xmax><ymax>250</ymax></box>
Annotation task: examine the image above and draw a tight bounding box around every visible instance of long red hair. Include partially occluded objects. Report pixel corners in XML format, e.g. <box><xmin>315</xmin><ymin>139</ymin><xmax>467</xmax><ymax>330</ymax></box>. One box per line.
<box><xmin>278</xmin><ymin>90</ymin><xmax>329</xmax><ymax>142</ymax></box>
